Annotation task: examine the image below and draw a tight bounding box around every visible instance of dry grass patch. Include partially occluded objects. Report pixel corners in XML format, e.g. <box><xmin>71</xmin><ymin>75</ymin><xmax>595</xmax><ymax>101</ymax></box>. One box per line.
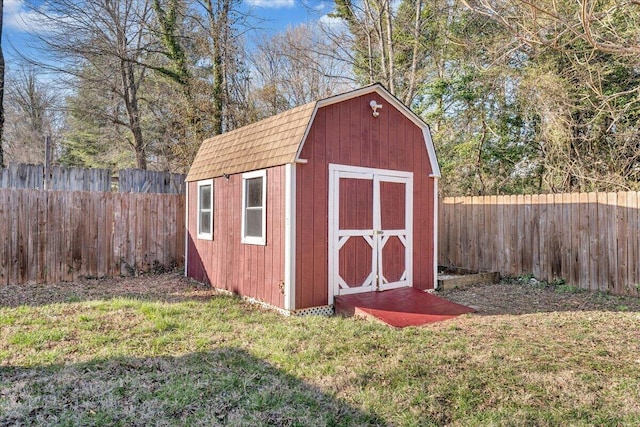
<box><xmin>1</xmin><ymin>273</ymin><xmax>640</xmax><ymax>426</ymax></box>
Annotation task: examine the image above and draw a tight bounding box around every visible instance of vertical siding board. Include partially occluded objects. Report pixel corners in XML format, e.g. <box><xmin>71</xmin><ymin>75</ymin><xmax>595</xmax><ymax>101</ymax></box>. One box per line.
<box><xmin>96</xmin><ymin>192</ymin><xmax>106</xmax><ymax>276</ymax></box>
<box><xmin>26</xmin><ymin>190</ymin><xmax>38</xmax><ymax>282</ymax></box>
<box><xmin>149</xmin><ymin>193</ymin><xmax>158</xmax><ymax>268</ymax></box>
<box><xmin>275</xmin><ymin>167</ymin><xmax>286</xmax><ymax>305</ymax></box>
<box><xmin>265</xmin><ymin>171</ymin><xmax>274</xmax><ymax>304</ymax></box>
<box><xmin>495</xmin><ymin>196</ymin><xmax>505</xmax><ymax>274</ymax></box>
<box><xmin>560</xmin><ymin>193</ymin><xmax>571</xmax><ymax>284</ymax></box>
<box><xmin>549</xmin><ymin>194</ymin><xmax>561</xmax><ymax>280</ymax></box>
<box><xmin>60</xmin><ymin>191</ymin><xmax>70</xmax><ymax>281</ymax></box>
<box><xmin>171</xmin><ymin>194</ymin><xmax>180</xmax><ymax>271</ymax></box>
<box><xmin>16</xmin><ymin>190</ymin><xmax>28</xmax><ymax>283</ymax></box>
<box><xmin>313</xmin><ymin>114</ymin><xmax>329</xmax><ymax>306</ymax></box>
<box><xmin>578</xmin><ymin>192</ymin><xmax>590</xmax><ymax>289</ymax></box>
<box><xmin>486</xmin><ymin>195</ymin><xmax>495</xmax><ymax>271</ymax></box>
<box><xmin>531</xmin><ymin>195</ymin><xmax>541</xmax><ymax>278</ymax></box>
<box><xmin>82</xmin><ymin>192</ymin><xmax>91</xmax><ymax>278</ymax></box>
<box><xmin>112</xmin><ymin>192</ymin><xmax>122</xmax><ymax>275</ymax></box>
<box><xmin>438</xmin><ymin>198</ymin><xmax>445</xmax><ymax>266</ymax></box>
<box><xmin>121</xmin><ymin>194</ymin><xmax>132</xmax><ymax>275</ymax></box>
<box><xmin>0</xmin><ymin>190</ymin><xmax>7</xmax><ymax>285</ymax></box>
<box><xmin>187</xmin><ymin>182</ymin><xmax>202</xmax><ymax>281</ymax></box>
<box><xmin>522</xmin><ymin>194</ymin><xmax>532</xmax><ymax>274</ymax></box>
<box><xmin>52</xmin><ymin>191</ymin><xmax>61</xmax><ymax>281</ymax></box>
<box><xmin>629</xmin><ymin>192</ymin><xmax>639</xmax><ymax>294</ymax></box>
<box><xmin>382</xmin><ymin>100</ymin><xmax>393</xmax><ymax>171</ymax></box>
<box><xmin>418</xmin><ymin>125</ymin><xmax>431</xmax><ymax>287</ymax></box>
<box><xmin>569</xmin><ymin>192</ymin><xmax>580</xmax><ymax>286</ymax></box>
<box><xmin>595</xmin><ymin>192</ymin><xmax>608</xmax><ymax>289</ymax></box>
<box><xmin>106</xmin><ymin>192</ymin><xmax>115</xmax><ymax>276</ymax></box>
<box><xmin>89</xmin><ymin>192</ymin><xmax>98</xmax><ymax>277</ymax></box>
<box><xmin>606</xmin><ymin>192</ymin><xmax>618</xmax><ymax>293</ymax></box>
<box><xmin>126</xmin><ymin>193</ymin><xmax>137</xmax><ymax>275</ymax></box>
<box><xmin>300</xmin><ymin>116</ymin><xmax>321</xmax><ymax>307</ymax></box>
<box><xmin>516</xmin><ymin>195</ymin><xmax>525</xmax><ymax>275</ymax></box>
<box><xmin>9</xmin><ymin>190</ymin><xmax>17</xmax><ymax>284</ymax></box>
<box><xmin>177</xmin><ymin>193</ymin><xmax>186</xmax><ymax>267</ymax></box>
<box><xmin>618</xmin><ymin>192</ymin><xmax>629</xmax><ymax>294</ymax></box>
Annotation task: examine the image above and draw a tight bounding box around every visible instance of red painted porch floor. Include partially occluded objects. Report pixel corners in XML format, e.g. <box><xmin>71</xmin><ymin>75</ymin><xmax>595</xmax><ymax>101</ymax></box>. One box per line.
<box><xmin>334</xmin><ymin>287</ymin><xmax>476</xmax><ymax>328</ymax></box>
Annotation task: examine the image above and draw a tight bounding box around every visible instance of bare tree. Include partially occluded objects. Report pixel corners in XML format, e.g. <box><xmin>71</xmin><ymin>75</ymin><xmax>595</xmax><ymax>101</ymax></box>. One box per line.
<box><xmin>3</xmin><ymin>68</ymin><xmax>61</xmax><ymax>164</ymax></box>
<box><xmin>330</xmin><ymin>0</ymin><xmax>433</xmax><ymax>104</ymax></box>
<box><xmin>26</xmin><ymin>0</ymin><xmax>153</xmax><ymax>169</ymax></box>
<box><xmin>250</xmin><ymin>23</ymin><xmax>353</xmax><ymax>115</ymax></box>
<box><xmin>0</xmin><ymin>0</ymin><xmax>5</xmax><ymax>167</ymax></box>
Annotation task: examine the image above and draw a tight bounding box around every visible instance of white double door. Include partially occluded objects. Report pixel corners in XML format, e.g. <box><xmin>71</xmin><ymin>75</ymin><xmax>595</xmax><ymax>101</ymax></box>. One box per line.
<box><xmin>328</xmin><ymin>164</ymin><xmax>413</xmax><ymax>303</ymax></box>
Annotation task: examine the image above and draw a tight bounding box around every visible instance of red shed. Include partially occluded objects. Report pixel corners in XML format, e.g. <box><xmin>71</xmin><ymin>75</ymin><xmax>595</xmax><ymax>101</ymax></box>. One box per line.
<box><xmin>185</xmin><ymin>84</ymin><xmax>440</xmax><ymax>315</ymax></box>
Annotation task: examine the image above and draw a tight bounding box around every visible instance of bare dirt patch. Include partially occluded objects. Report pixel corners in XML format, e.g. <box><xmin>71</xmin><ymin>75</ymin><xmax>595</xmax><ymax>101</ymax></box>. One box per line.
<box><xmin>439</xmin><ymin>279</ymin><xmax>640</xmax><ymax>315</ymax></box>
<box><xmin>0</xmin><ymin>272</ymin><xmax>216</xmax><ymax>308</ymax></box>
<box><xmin>3</xmin><ymin>272</ymin><xmax>639</xmax><ymax>316</ymax></box>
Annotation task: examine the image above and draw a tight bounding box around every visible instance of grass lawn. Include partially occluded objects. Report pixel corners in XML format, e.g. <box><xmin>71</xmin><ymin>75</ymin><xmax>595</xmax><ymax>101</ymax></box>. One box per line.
<box><xmin>1</xmin><ymin>273</ymin><xmax>640</xmax><ymax>426</ymax></box>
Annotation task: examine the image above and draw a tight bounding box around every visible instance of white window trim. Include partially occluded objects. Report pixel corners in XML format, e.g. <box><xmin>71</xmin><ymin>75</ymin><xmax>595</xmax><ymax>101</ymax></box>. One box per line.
<box><xmin>196</xmin><ymin>179</ymin><xmax>213</xmax><ymax>240</ymax></box>
<box><xmin>241</xmin><ymin>169</ymin><xmax>267</xmax><ymax>245</ymax></box>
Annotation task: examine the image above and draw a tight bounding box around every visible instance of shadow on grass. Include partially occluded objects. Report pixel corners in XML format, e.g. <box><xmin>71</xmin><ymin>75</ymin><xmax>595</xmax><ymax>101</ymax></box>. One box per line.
<box><xmin>0</xmin><ymin>348</ymin><xmax>385</xmax><ymax>426</ymax></box>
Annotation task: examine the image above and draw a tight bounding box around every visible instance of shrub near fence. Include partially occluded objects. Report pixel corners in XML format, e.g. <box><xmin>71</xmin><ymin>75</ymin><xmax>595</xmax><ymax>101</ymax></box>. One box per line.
<box><xmin>0</xmin><ymin>189</ymin><xmax>185</xmax><ymax>285</ymax></box>
<box><xmin>439</xmin><ymin>192</ymin><xmax>640</xmax><ymax>296</ymax></box>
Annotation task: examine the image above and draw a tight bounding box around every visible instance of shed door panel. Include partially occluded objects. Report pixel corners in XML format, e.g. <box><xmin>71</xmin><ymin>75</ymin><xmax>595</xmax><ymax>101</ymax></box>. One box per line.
<box><xmin>377</xmin><ymin>176</ymin><xmax>413</xmax><ymax>291</ymax></box>
<box><xmin>337</xmin><ymin>177</ymin><xmax>375</xmax><ymax>293</ymax></box>
<box><xmin>329</xmin><ymin>164</ymin><xmax>413</xmax><ymax>303</ymax></box>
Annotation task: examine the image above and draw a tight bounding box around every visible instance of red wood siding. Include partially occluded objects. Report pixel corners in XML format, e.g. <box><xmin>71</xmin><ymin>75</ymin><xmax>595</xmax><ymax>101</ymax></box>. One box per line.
<box><xmin>187</xmin><ymin>166</ymin><xmax>285</xmax><ymax>308</ymax></box>
<box><xmin>296</xmin><ymin>93</ymin><xmax>436</xmax><ymax>309</ymax></box>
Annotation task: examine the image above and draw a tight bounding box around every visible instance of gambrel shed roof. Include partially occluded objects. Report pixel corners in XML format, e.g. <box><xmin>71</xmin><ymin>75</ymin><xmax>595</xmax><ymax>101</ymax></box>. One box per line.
<box><xmin>186</xmin><ymin>84</ymin><xmax>440</xmax><ymax>182</ymax></box>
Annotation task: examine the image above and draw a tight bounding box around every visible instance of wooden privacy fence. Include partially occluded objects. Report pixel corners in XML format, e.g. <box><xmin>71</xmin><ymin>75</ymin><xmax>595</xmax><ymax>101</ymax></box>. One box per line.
<box><xmin>0</xmin><ymin>163</ymin><xmax>111</xmax><ymax>191</ymax></box>
<box><xmin>439</xmin><ymin>192</ymin><xmax>640</xmax><ymax>296</ymax></box>
<box><xmin>0</xmin><ymin>189</ymin><xmax>185</xmax><ymax>286</ymax></box>
<box><xmin>0</xmin><ymin>163</ymin><xmax>186</xmax><ymax>194</ymax></box>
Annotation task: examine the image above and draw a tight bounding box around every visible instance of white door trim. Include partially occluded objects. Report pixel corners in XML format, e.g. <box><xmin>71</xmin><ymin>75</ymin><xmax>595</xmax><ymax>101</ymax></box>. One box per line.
<box><xmin>284</xmin><ymin>163</ymin><xmax>296</xmax><ymax>310</ymax></box>
<box><xmin>328</xmin><ymin>163</ymin><xmax>413</xmax><ymax>305</ymax></box>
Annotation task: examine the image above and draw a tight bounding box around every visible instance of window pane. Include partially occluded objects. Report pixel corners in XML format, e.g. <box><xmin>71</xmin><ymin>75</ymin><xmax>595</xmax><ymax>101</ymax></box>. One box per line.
<box><xmin>246</xmin><ymin>177</ymin><xmax>263</xmax><ymax>208</ymax></box>
<box><xmin>200</xmin><ymin>184</ymin><xmax>211</xmax><ymax>209</ymax></box>
<box><xmin>245</xmin><ymin>209</ymin><xmax>262</xmax><ymax>237</ymax></box>
<box><xmin>199</xmin><ymin>212</ymin><xmax>211</xmax><ymax>234</ymax></box>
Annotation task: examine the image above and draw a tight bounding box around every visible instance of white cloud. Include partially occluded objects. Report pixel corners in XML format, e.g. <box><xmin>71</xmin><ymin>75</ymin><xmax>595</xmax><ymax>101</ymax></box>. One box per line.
<box><xmin>246</xmin><ymin>0</ymin><xmax>295</xmax><ymax>8</ymax></box>
<box><xmin>4</xmin><ymin>0</ymin><xmax>51</xmax><ymax>33</ymax></box>
<box><xmin>319</xmin><ymin>13</ymin><xmax>347</xmax><ymax>32</ymax></box>
<box><xmin>313</xmin><ymin>1</ymin><xmax>328</xmax><ymax>11</ymax></box>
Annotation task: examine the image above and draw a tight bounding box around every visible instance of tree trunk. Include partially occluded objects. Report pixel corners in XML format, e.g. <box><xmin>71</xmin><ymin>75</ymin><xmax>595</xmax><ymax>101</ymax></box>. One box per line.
<box><xmin>405</xmin><ymin>0</ymin><xmax>423</xmax><ymax>105</ymax></box>
<box><xmin>383</xmin><ymin>0</ymin><xmax>395</xmax><ymax>95</ymax></box>
<box><xmin>203</xmin><ymin>0</ymin><xmax>233</xmax><ymax>136</ymax></box>
<box><xmin>0</xmin><ymin>0</ymin><xmax>5</xmax><ymax>167</ymax></box>
<box><xmin>120</xmin><ymin>58</ymin><xmax>147</xmax><ymax>169</ymax></box>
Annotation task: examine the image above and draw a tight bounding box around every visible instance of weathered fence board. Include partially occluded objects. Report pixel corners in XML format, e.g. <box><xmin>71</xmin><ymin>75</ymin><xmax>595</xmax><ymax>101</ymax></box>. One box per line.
<box><xmin>49</xmin><ymin>166</ymin><xmax>111</xmax><ymax>192</ymax></box>
<box><xmin>1</xmin><ymin>163</ymin><xmax>185</xmax><ymax>194</ymax></box>
<box><xmin>118</xmin><ymin>169</ymin><xmax>185</xmax><ymax>194</ymax></box>
<box><xmin>0</xmin><ymin>189</ymin><xmax>185</xmax><ymax>286</ymax></box>
<box><xmin>439</xmin><ymin>192</ymin><xmax>640</xmax><ymax>296</ymax></box>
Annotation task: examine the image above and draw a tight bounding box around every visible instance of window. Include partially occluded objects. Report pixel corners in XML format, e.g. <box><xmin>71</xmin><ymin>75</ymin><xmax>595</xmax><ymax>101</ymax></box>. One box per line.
<box><xmin>197</xmin><ymin>179</ymin><xmax>213</xmax><ymax>240</ymax></box>
<box><xmin>242</xmin><ymin>170</ymin><xmax>267</xmax><ymax>245</ymax></box>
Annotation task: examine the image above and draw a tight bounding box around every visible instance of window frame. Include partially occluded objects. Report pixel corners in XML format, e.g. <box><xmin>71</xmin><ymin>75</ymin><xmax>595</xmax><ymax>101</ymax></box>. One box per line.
<box><xmin>241</xmin><ymin>169</ymin><xmax>267</xmax><ymax>245</ymax></box>
<box><xmin>196</xmin><ymin>179</ymin><xmax>214</xmax><ymax>240</ymax></box>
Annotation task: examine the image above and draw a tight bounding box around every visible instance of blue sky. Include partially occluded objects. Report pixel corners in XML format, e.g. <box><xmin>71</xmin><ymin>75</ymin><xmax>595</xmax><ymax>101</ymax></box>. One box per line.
<box><xmin>245</xmin><ymin>0</ymin><xmax>333</xmax><ymax>31</ymax></box>
<box><xmin>2</xmin><ymin>0</ymin><xmax>334</xmax><ymax>64</ymax></box>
